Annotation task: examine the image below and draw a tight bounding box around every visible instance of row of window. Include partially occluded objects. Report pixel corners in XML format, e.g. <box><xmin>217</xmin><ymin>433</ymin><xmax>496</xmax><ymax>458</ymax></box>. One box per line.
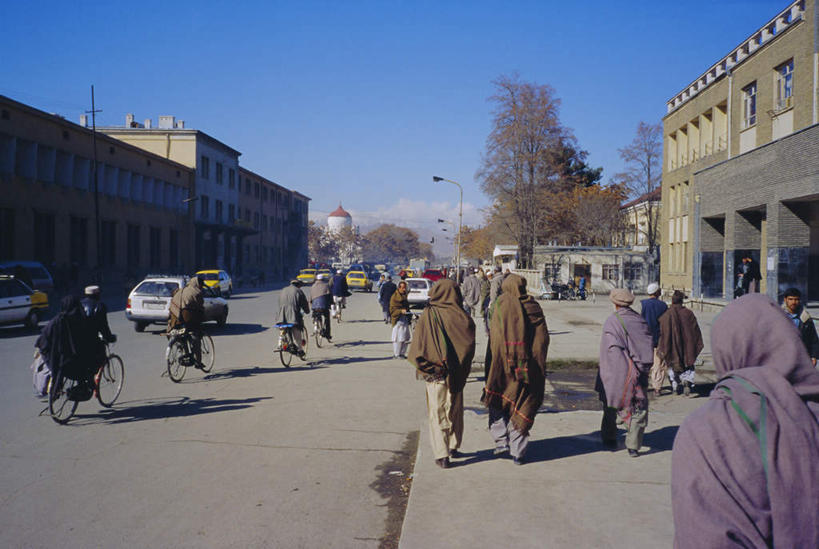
<box><xmin>197</xmin><ymin>194</ymin><xmax>290</xmax><ymax>238</ymax></box>
<box><xmin>199</xmin><ymin>156</ymin><xmax>236</xmax><ymax>189</ymax></box>
<box><xmin>741</xmin><ymin>58</ymin><xmax>794</xmax><ymax>130</ymax></box>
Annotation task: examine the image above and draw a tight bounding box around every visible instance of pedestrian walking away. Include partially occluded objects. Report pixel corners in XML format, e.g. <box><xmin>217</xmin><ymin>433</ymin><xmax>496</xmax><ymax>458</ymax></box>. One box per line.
<box><xmin>657</xmin><ymin>290</ymin><xmax>703</xmax><ymax>396</ymax></box>
<box><xmin>378</xmin><ymin>276</ymin><xmax>397</xmax><ymax>324</ymax></box>
<box><xmin>310</xmin><ymin>273</ymin><xmax>332</xmax><ymax>341</ymax></box>
<box><xmin>781</xmin><ymin>287</ymin><xmax>819</xmax><ymax>366</ymax></box>
<box><xmin>671</xmin><ymin>294</ymin><xmax>819</xmax><ymax>548</ymax></box>
<box><xmin>596</xmin><ymin>288</ymin><xmax>653</xmax><ymax>457</ymax></box>
<box><xmin>460</xmin><ymin>268</ymin><xmax>481</xmax><ymax>317</ymax></box>
<box><xmin>488</xmin><ymin>265</ymin><xmax>504</xmax><ymax>304</ymax></box>
<box><xmin>640</xmin><ymin>282</ymin><xmax>667</xmax><ymax>396</ymax></box>
<box><xmin>483</xmin><ymin>274</ymin><xmax>549</xmax><ymax>465</ymax></box>
<box><xmin>390</xmin><ymin>280</ymin><xmax>412</xmax><ymax>358</ymax></box>
<box><xmin>408</xmin><ymin>279</ymin><xmax>476</xmax><ymax>469</ymax></box>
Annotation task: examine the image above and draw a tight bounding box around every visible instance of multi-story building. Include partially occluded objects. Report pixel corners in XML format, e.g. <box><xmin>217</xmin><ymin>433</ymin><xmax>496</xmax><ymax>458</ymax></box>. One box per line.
<box><xmin>100</xmin><ymin>116</ymin><xmax>247</xmax><ymax>272</ymax></box>
<box><xmin>0</xmin><ymin>95</ymin><xmax>194</xmax><ymax>288</ymax></box>
<box><xmin>238</xmin><ymin>167</ymin><xmax>310</xmax><ymax>281</ymax></box>
<box><xmin>662</xmin><ymin>0</ymin><xmax>819</xmax><ymax>300</ymax></box>
<box><xmin>619</xmin><ymin>188</ymin><xmax>661</xmax><ymax>254</ymax></box>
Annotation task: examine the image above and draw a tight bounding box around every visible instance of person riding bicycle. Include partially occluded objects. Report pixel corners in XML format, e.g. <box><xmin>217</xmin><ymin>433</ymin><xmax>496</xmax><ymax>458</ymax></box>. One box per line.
<box><xmin>310</xmin><ymin>273</ymin><xmax>332</xmax><ymax>341</ymax></box>
<box><xmin>81</xmin><ymin>285</ymin><xmax>117</xmax><ymax>371</ymax></box>
<box><xmin>330</xmin><ymin>269</ymin><xmax>349</xmax><ymax>313</ymax></box>
<box><xmin>278</xmin><ymin>278</ymin><xmax>310</xmax><ymax>358</ymax></box>
<box><xmin>168</xmin><ymin>275</ymin><xmax>205</xmax><ymax>368</ymax></box>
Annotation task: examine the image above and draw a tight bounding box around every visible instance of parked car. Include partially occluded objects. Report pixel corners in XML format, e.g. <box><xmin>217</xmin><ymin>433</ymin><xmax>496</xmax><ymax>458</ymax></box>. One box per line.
<box><xmin>405</xmin><ymin>277</ymin><xmax>431</xmax><ymax>307</ymax></box>
<box><xmin>297</xmin><ymin>268</ymin><xmax>317</xmax><ymax>285</ymax></box>
<box><xmin>398</xmin><ymin>268</ymin><xmax>417</xmax><ymax>279</ymax></box>
<box><xmin>196</xmin><ymin>269</ymin><xmax>233</xmax><ymax>297</ymax></box>
<box><xmin>422</xmin><ymin>269</ymin><xmax>446</xmax><ymax>282</ymax></box>
<box><xmin>126</xmin><ymin>275</ymin><xmax>228</xmax><ymax>332</ymax></box>
<box><xmin>346</xmin><ymin>270</ymin><xmax>373</xmax><ymax>292</ymax></box>
<box><xmin>0</xmin><ymin>260</ymin><xmax>54</xmax><ymax>292</ymax></box>
<box><xmin>317</xmin><ymin>268</ymin><xmax>332</xmax><ymax>279</ymax></box>
<box><xmin>0</xmin><ymin>275</ymin><xmax>48</xmax><ymax>329</ymax></box>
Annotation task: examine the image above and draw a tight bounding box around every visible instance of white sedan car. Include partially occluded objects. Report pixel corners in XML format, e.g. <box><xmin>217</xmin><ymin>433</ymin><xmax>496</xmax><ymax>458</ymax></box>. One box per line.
<box><xmin>405</xmin><ymin>277</ymin><xmax>432</xmax><ymax>308</ymax></box>
<box><xmin>126</xmin><ymin>275</ymin><xmax>229</xmax><ymax>332</ymax></box>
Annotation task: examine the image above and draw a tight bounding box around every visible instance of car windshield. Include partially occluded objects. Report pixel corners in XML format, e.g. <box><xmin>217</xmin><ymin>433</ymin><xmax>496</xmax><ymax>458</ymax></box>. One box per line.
<box><xmin>408</xmin><ymin>280</ymin><xmax>428</xmax><ymax>290</ymax></box>
<box><xmin>199</xmin><ymin>273</ymin><xmax>219</xmax><ymax>280</ymax></box>
<box><xmin>425</xmin><ymin>270</ymin><xmax>442</xmax><ymax>276</ymax></box>
<box><xmin>134</xmin><ymin>281</ymin><xmax>179</xmax><ymax>297</ymax></box>
<box><xmin>300</xmin><ymin>270</ymin><xmax>316</xmax><ymax>275</ymax></box>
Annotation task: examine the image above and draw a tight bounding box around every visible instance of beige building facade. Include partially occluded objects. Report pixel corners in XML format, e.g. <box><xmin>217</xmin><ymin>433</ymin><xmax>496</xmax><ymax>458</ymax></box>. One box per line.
<box><xmin>0</xmin><ymin>95</ymin><xmax>194</xmax><ymax>291</ymax></box>
<box><xmin>662</xmin><ymin>0</ymin><xmax>819</xmax><ymax>300</ymax></box>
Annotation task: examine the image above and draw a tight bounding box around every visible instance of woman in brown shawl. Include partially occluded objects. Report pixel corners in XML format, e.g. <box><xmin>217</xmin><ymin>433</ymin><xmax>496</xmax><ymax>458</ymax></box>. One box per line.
<box><xmin>672</xmin><ymin>294</ymin><xmax>819</xmax><ymax>548</ymax></box>
<box><xmin>484</xmin><ymin>274</ymin><xmax>549</xmax><ymax>464</ymax></box>
<box><xmin>657</xmin><ymin>290</ymin><xmax>703</xmax><ymax>396</ymax></box>
<box><xmin>389</xmin><ymin>280</ymin><xmax>411</xmax><ymax>358</ymax></box>
<box><xmin>408</xmin><ymin>279</ymin><xmax>476</xmax><ymax>468</ymax></box>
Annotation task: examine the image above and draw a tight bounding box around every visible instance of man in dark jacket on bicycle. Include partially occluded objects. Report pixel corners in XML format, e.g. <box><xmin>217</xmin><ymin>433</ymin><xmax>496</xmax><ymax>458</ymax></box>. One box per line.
<box><xmin>81</xmin><ymin>285</ymin><xmax>117</xmax><ymax>370</ymax></box>
<box><xmin>310</xmin><ymin>274</ymin><xmax>332</xmax><ymax>341</ymax></box>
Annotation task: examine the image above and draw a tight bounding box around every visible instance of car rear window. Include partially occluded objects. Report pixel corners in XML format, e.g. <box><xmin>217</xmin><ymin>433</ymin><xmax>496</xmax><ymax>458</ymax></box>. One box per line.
<box><xmin>408</xmin><ymin>280</ymin><xmax>428</xmax><ymax>290</ymax></box>
<box><xmin>134</xmin><ymin>281</ymin><xmax>179</xmax><ymax>297</ymax></box>
<box><xmin>348</xmin><ymin>273</ymin><xmax>364</xmax><ymax>279</ymax></box>
<box><xmin>199</xmin><ymin>273</ymin><xmax>219</xmax><ymax>281</ymax></box>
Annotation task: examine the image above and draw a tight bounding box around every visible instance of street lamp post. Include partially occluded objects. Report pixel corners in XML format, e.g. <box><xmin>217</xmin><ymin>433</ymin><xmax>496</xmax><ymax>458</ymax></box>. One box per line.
<box><xmin>433</xmin><ymin>176</ymin><xmax>462</xmax><ymax>276</ymax></box>
<box><xmin>437</xmin><ymin>218</ymin><xmax>457</xmax><ymax>268</ymax></box>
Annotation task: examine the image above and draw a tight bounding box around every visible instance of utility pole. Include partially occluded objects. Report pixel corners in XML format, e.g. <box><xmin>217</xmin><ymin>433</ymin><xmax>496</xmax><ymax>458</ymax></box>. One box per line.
<box><xmin>86</xmin><ymin>85</ymin><xmax>103</xmax><ymax>277</ymax></box>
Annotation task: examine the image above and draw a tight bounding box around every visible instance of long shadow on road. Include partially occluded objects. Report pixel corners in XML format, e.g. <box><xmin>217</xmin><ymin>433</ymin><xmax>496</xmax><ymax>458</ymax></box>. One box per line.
<box><xmin>333</xmin><ymin>340</ymin><xmax>390</xmax><ymax>347</ymax></box>
<box><xmin>208</xmin><ymin>322</ymin><xmax>268</xmax><ymax>336</ymax></box>
<box><xmin>202</xmin><ymin>365</ymin><xmax>324</xmax><ymax>380</ymax></box>
<box><xmin>312</xmin><ymin>356</ymin><xmax>390</xmax><ymax>366</ymax></box>
<box><xmin>70</xmin><ymin>395</ymin><xmax>273</xmax><ymax>425</ymax></box>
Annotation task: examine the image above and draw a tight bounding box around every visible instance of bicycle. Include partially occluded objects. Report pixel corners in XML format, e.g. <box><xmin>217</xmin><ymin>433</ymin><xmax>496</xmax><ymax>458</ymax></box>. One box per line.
<box><xmin>312</xmin><ymin>309</ymin><xmax>330</xmax><ymax>348</ymax></box>
<box><xmin>48</xmin><ymin>342</ymin><xmax>125</xmax><ymax>425</ymax></box>
<box><xmin>165</xmin><ymin>327</ymin><xmax>215</xmax><ymax>382</ymax></box>
<box><xmin>331</xmin><ymin>296</ymin><xmax>345</xmax><ymax>323</ymax></box>
<box><xmin>276</xmin><ymin>322</ymin><xmax>308</xmax><ymax>367</ymax></box>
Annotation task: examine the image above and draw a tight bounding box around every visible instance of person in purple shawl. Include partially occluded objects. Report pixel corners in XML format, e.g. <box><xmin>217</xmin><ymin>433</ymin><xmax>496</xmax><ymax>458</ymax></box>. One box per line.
<box><xmin>596</xmin><ymin>288</ymin><xmax>655</xmax><ymax>457</ymax></box>
<box><xmin>671</xmin><ymin>294</ymin><xmax>819</xmax><ymax>548</ymax></box>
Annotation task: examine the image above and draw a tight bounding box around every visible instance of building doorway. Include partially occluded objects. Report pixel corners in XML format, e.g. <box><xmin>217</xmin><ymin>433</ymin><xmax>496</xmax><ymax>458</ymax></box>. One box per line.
<box><xmin>572</xmin><ymin>263</ymin><xmax>591</xmax><ymax>287</ymax></box>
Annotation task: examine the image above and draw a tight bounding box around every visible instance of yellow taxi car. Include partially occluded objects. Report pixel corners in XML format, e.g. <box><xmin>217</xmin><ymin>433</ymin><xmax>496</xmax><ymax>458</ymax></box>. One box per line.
<box><xmin>345</xmin><ymin>270</ymin><xmax>372</xmax><ymax>292</ymax></box>
<box><xmin>317</xmin><ymin>268</ymin><xmax>332</xmax><ymax>279</ymax></box>
<box><xmin>196</xmin><ymin>269</ymin><xmax>233</xmax><ymax>297</ymax></box>
<box><xmin>297</xmin><ymin>268</ymin><xmax>317</xmax><ymax>285</ymax></box>
<box><xmin>0</xmin><ymin>275</ymin><xmax>49</xmax><ymax>329</ymax></box>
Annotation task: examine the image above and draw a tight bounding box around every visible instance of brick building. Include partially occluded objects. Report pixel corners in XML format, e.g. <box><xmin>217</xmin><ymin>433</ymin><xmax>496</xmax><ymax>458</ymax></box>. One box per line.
<box><xmin>661</xmin><ymin>0</ymin><xmax>819</xmax><ymax>300</ymax></box>
<box><xmin>0</xmin><ymin>95</ymin><xmax>194</xmax><ymax>289</ymax></box>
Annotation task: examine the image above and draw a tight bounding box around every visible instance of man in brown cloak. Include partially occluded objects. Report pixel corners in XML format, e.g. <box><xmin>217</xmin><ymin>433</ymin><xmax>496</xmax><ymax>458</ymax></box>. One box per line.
<box><xmin>168</xmin><ymin>275</ymin><xmax>205</xmax><ymax>366</ymax></box>
<box><xmin>484</xmin><ymin>274</ymin><xmax>549</xmax><ymax>465</ymax></box>
<box><xmin>657</xmin><ymin>290</ymin><xmax>703</xmax><ymax>396</ymax></box>
<box><xmin>672</xmin><ymin>294</ymin><xmax>819</xmax><ymax>548</ymax></box>
<box><xmin>408</xmin><ymin>279</ymin><xmax>476</xmax><ymax>469</ymax></box>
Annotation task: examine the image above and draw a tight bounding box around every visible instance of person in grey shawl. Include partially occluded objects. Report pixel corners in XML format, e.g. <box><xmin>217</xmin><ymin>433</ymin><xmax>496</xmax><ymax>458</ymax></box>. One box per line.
<box><xmin>278</xmin><ymin>279</ymin><xmax>310</xmax><ymax>358</ymax></box>
<box><xmin>671</xmin><ymin>294</ymin><xmax>819</xmax><ymax>548</ymax></box>
<box><xmin>596</xmin><ymin>288</ymin><xmax>654</xmax><ymax>456</ymax></box>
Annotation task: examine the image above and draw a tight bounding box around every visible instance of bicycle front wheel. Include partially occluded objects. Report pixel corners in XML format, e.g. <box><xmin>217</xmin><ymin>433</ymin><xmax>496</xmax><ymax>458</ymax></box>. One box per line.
<box><xmin>200</xmin><ymin>334</ymin><xmax>215</xmax><ymax>373</ymax></box>
<box><xmin>313</xmin><ymin>320</ymin><xmax>323</xmax><ymax>348</ymax></box>
<box><xmin>97</xmin><ymin>354</ymin><xmax>125</xmax><ymax>407</ymax></box>
<box><xmin>49</xmin><ymin>371</ymin><xmax>78</xmax><ymax>424</ymax></box>
<box><xmin>167</xmin><ymin>340</ymin><xmax>187</xmax><ymax>382</ymax></box>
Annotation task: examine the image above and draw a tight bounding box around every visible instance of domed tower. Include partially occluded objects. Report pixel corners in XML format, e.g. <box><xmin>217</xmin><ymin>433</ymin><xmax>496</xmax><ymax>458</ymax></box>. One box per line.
<box><xmin>327</xmin><ymin>203</ymin><xmax>352</xmax><ymax>233</ymax></box>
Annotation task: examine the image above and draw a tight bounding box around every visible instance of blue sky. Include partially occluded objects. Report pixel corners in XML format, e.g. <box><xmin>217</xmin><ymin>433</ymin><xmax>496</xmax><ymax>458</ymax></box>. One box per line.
<box><xmin>2</xmin><ymin>0</ymin><xmax>787</xmax><ymax>242</ymax></box>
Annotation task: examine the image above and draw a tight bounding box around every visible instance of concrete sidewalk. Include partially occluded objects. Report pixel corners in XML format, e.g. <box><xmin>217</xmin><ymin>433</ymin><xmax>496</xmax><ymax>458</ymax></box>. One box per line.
<box><xmin>399</xmin><ymin>301</ymin><xmax>709</xmax><ymax>549</ymax></box>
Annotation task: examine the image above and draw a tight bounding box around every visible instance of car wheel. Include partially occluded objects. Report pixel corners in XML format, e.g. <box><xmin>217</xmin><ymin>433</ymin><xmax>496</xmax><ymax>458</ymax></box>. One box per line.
<box><xmin>134</xmin><ymin>321</ymin><xmax>146</xmax><ymax>333</ymax></box>
<box><xmin>24</xmin><ymin>310</ymin><xmax>39</xmax><ymax>330</ymax></box>
<box><xmin>225</xmin><ymin>285</ymin><xmax>232</xmax><ymax>298</ymax></box>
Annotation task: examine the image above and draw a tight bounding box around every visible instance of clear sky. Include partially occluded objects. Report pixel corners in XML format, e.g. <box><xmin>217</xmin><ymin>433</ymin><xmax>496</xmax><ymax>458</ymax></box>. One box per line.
<box><xmin>1</xmin><ymin>0</ymin><xmax>787</xmax><ymax>247</ymax></box>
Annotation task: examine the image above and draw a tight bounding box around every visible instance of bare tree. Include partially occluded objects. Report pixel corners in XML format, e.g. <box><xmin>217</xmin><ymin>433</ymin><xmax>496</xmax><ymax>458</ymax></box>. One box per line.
<box><xmin>615</xmin><ymin>122</ymin><xmax>662</xmax><ymax>267</ymax></box>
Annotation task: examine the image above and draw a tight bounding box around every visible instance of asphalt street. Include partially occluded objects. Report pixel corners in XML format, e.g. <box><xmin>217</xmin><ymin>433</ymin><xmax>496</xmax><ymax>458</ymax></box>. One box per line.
<box><xmin>0</xmin><ymin>287</ymin><xmax>422</xmax><ymax>548</ymax></box>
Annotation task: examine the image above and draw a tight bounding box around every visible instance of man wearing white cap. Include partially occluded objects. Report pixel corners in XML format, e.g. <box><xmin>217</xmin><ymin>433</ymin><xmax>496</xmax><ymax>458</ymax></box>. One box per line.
<box><xmin>640</xmin><ymin>283</ymin><xmax>668</xmax><ymax>396</ymax></box>
<box><xmin>81</xmin><ymin>285</ymin><xmax>116</xmax><ymax>369</ymax></box>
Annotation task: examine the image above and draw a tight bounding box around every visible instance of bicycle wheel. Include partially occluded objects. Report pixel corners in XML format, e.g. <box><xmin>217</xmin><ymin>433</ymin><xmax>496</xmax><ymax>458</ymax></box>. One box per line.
<box><xmin>200</xmin><ymin>334</ymin><xmax>215</xmax><ymax>372</ymax></box>
<box><xmin>313</xmin><ymin>319</ymin><xmax>323</xmax><ymax>348</ymax></box>
<box><xmin>49</xmin><ymin>371</ymin><xmax>78</xmax><ymax>424</ymax></box>
<box><xmin>166</xmin><ymin>339</ymin><xmax>187</xmax><ymax>382</ymax></box>
<box><xmin>279</xmin><ymin>332</ymin><xmax>293</xmax><ymax>368</ymax></box>
<box><xmin>97</xmin><ymin>354</ymin><xmax>125</xmax><ymax>407</ymax></box>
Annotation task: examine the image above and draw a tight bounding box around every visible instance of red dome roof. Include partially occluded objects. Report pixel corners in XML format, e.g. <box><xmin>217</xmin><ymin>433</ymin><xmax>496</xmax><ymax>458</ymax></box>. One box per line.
<box><xmin>328</xmin><ymin>204</ymin><xmax>352</xmax><ymax>218</ymax></box>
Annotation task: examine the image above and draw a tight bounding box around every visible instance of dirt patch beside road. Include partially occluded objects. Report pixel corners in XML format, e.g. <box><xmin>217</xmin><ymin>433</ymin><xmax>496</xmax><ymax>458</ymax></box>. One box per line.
<box><xmin>369</xmin><ymin>430</ymin><xmax>419</xmax><ymax>549</ymax></box>
<box><xmin>543</xmin><ymin>369</ymin><xmax>601</xmax><ymax>412</ymax></box>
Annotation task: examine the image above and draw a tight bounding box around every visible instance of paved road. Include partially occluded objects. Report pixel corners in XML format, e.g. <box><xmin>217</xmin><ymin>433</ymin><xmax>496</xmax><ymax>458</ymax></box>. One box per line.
<box><xmin>0</xmin><ymin>288</ymin><xmax>422</xmax><ymax>548</ymax></box>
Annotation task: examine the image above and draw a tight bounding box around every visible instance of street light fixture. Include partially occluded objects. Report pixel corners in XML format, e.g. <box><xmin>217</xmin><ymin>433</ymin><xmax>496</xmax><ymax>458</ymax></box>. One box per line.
<box><xmin>433</xmin><ymin>176</ymin><xmax>463</xmax><ymax>275</ymax></box>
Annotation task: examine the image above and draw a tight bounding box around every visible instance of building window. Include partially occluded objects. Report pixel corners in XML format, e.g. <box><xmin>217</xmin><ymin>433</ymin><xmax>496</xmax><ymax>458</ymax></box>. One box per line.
<box><xmin>0</xmin><ymin>208</ymin><xmax>14</xmax><ymax>261</ymax></box>
<box><xmin>101</xmin><ymin>220</ymin><xmax>117</xmax><ymax>266</ymax></box>
<box><xmin>262</xmin><ymin>186</ymin><xmax>268</xmax><ymax>202</ymax></box>
<box><xmin>127</xmin><ymin>224</ymin><xmax>140</xmax><ymax>269</ymax></box>
<box><xmin>169</xmin><ymin>229</ymin><xmax>178</xmax><ymax>268</ymax></box>
<box><xmin>253</xmin><ymin>212</ymin><xmax>259</xmax><ymax>229</ymax></box>
<box><xmin>228</xmin><ymin>168</ymin><xmax>235</xmax><ymax>189</ymax></box>
<box><xmin>742</xmin><ymin>82</ymin><xmax>757</xmax><ymax>128</ymax></box>
<box><xmin>228</xmin><ymin>204</ymin><xmax>235</xmax><ymax>224</ymax></box>
<box><xmin>33</xmin><ymin>211</ymin><xmax>56</xmax><ymax>264</ymax></box>
<box><xmin>244</xmin><ymin>208</ymin><xmax>250</xmax><ymax>222</ymax></box>
<box><xmin>602</xmin><ymin>264</ymin><xmax>619</xmax><ymax>281</ymax></box>
<box><xmin>215</xmin><ymin>200</ymin><xmax>223</xmax><ymax>223</ymax></box>
<box><xmin>200</xmin><ymin>195</ymin><xmax>209</xmax><ymax>219</ymax></box>
<box><xmin>216</xmin><ymin>162</ymin><xmax>223</xmax><ymax>184</ymax></box>
<box><xmin>149</xmin><ymin>227</ymin><xmax>161</xmax><ymax>269</ymax></box>
<box><xmin>624</xmin><ymin>263</ymin><xmax>641</xmax><ymax>281</ymax></box>
<box><xmin>200</xmin><ymin>155</ymin><xmax>210</xmax><ymax>179</ymax></box>
<box><xmin>262</xmin><ymin>215</ymin><xmax>268</xmax><ymax>231</ymax></box>
<box><xmin>254</xmin><ymin>182</ymin><xmax>260</xmax><ymax>198</ymax></box>
<box><xmin>245</xmin><ymin>178</ymin><xmax>251</xmax><ymax>195</ymax></box>
<box><xmin>69</xmin><ymin>216</ymin><xmax>88</xmax><ymax>266</ymax></box>
<box><xmin>681</xmin><ymin>182</ymin><xmax>689</xmax><ymax>213</ymax></box>
<box><xmin>775</xmin><ymin>59</ymin><xmax>794</xmax><ymax>111</ymax></box>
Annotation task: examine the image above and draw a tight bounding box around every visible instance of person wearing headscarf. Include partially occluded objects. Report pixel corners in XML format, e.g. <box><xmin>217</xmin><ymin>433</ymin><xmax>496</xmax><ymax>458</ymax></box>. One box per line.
<box><xmin>484</xmin><ymin>274</ymin><xmax>549</xmax><ymax>464</ymax></box>
<box><xmin>389</xmin><ymin>280</ymin><xmax>411</xmax><ymax>358</ymax></box>
<box><xmin>657</xmin><ymin>290</ymin><xmax>703</xmax><ymax>396</ymax></box>
<box><xmin>310</xmin><ymin>273</ymin><xmax>332</xmax><ymax>341</ymax></box>
<box><xmin>596</xmin><ymin>288</ymin><xmax>654</xmax><ymax>456</ymax></box>
<box><xmin>408</xmin><ymin>279</ymin><xmax>476</xmax><ymax>469</ymax></box>
<box><xmin>671</xmin><ymin>294</ymin><xmax>819</xmax><ymax>548</ymax></box>
<box><xmin>36</xmin><ymin>295</ymin><xmax>98</xmax><ymax>387</ymax></box>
